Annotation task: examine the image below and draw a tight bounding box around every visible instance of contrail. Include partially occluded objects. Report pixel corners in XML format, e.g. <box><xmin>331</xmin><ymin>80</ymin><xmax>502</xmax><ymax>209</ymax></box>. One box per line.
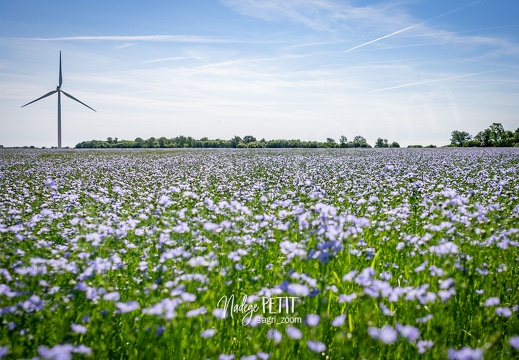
<box><xmin>344</xmin><ymin>24</ymin><xmax>420</xmax><ymax>53</ymax></box>
<box><xmin>371</xmin><ymin>68</ymin><xmax>505</xmax><ymax>93</ymax></box>
<box><xmin>344</xmin><ymin>0</ymin><xmax>483</xmax><ymax>53</ymax></box>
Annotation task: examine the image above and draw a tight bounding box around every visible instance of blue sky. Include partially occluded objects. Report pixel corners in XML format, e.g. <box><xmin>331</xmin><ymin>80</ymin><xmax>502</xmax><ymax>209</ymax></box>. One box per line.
<box><xmin>1</xmin><ymin>0</ymin><xmax>518</xmax><ymax>147</ymax></box>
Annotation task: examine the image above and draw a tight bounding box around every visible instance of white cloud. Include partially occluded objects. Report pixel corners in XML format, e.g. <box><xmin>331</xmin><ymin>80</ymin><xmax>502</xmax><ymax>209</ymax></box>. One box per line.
<box><xmin>222</xmin><ymin>0</ymin><xmax>518</xmax><ymax>57</ymax></box>
<box><xmin>143</xmin><ymin>57</ymin><xmax>197</xmax><ymax>64</ymax></box>
<box><xmin>221</xmin><ymin>0</ymin><xmax>394</xmax><ymax>32</ymax></box>
<box><xmin>24</xmin><ymin>34</ymin><xmax>281</xmax><ymax>44</ymax></box>
<box><xmin>113</xmin><ymin>43</ymin><xmax>135</xmax><ymax>50</ymax></box>
<box><xmin>26</xmin><ymin>35</ymin><xmax>234</xmax><ymax>44</ymax></box>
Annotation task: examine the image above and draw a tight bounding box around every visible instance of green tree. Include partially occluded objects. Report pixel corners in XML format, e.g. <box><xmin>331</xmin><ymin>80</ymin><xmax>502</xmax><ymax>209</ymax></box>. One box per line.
<box><xmin>175</xmin><ymin>136</ymin><xmax>187</xmax><ymax>148</ymax></box>
<box><xmin>326</xmin><ymin>138</ymin><xmax>337</xmax><ymax>147</ymax></box>
<box><xmin>230</xmin><ymin>136</ymin><xmax>242</xmax><ymax>148</ymax></box>
<box><xmin>474</xmin><ymin>129</ymin><xmax>491</xmax><ymax>147</ymax></box>
<box><xmin>146</xmin><ymin>137</ymin><xmax>159</xmax><ymax>148</ymax></box>
<box><xmin>339</xmin><ymin>135</ymin><xmax>348</xmax><ymax>148</ymax></box>
<box><xmin>513</xmin><ymin>128</ymin><xmax>519</xmax><ymax>146</ymax></box>
<box><xmin>450</xmin><ymin>130</ymin><xmax>471</xmax><ymax>147</ymax></box>
<box><xmin>374</xmin><ymin>138</ymin><xmax>389</xmax><ymax>148</ymax></box>
<box><xmin>489</xmin><ymin>123</ymin><xmax>506</xmax><ymax>146</ymax></box>
<box><xmin>243</xmin><ymin>135</ymin><xmax>257</xmax><ymax>144</ymax></box>
<box><xmin>351</xmin><ymin>135</ymin><xmax>369</xmax><ymax>148</ymax></box>
<box><xmin>158</xmin><ymin>137</ymin><xmax>168</xmax><ymax>148</ymax></box>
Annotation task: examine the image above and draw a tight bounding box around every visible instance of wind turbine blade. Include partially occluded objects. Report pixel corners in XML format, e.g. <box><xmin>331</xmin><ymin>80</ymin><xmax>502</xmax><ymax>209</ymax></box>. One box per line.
<box><xmin>62</xmin><ymin>91</ymin><xmax>97</xmax><ymax>112</ymax></box>
<box><xmin>21</xmin><ymin>90</ymin><xmax>58</xmax><ymax>108</ymax></box>
<box><xmin>59</xmin><ymin>51</ymin><xmax>63</xmax><ymax>87</ymax></box>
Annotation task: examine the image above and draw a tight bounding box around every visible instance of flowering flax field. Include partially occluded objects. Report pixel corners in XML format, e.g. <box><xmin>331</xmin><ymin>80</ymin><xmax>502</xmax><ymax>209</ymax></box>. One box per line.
<box><xmin>1</xmin><ymin>148</ymin><xmax>519</xmax><ymax>360</ymax></box>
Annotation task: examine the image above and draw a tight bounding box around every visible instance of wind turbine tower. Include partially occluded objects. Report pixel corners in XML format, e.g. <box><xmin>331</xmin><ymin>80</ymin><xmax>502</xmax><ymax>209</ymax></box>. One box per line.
<box><xmin>22</xmin><ymin>51</ymin><xmax>96</xmax><ymax>148</ymax></box>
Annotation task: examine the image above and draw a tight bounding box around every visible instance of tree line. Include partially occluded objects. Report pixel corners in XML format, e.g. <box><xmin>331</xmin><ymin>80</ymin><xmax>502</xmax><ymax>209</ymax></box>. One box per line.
<box><xmin>450</xmin><ymin>123</ymin><xmax>519</xmax><ymax>147</ymax></box>
<box><xmin>75</xmin><ymin>135</ymin><xmax>401</xmax><ymax>149</ymax></box>
<box><xmin>38</xmin><ymin>122</ymin><xmax>519</xmax><ymax>149</ymax></box>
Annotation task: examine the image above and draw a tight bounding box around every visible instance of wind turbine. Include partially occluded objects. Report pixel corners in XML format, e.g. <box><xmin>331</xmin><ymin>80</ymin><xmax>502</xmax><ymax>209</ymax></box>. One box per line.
<box><xmin>22</xmin><ymin>51</ymin><xmax>96</xmax><ymax>148</ymax></box>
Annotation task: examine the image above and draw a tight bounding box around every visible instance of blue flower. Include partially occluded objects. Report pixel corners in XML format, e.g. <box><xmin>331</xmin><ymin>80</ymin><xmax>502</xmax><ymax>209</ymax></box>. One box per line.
<box><xmin>287</xmin><ymin>283</ymin><xmax>310</xmax><ymax>297</ymax></box>
<box><xmin>368</xmin><ymin>325</ymin><xmax>398</xmax><ymax>344</ymax></box>
<box><xmin>332</xmin><ymin>314</ymin><xmax>346</xmax><ymax>327</ymax></box>
<box><xmin>307</xmin><ymin>340</ymin><xmax>326</xmax><ymax>353</ymax></box>
<box><xmin>396</xmin><ymin>323</ymin><xmax>420</xmax><ymax>343</ymax></box>
<box><xmin>305</xmin><ymin>314</ymin><xmax>320</xmax><ymax>327</ymax></box>
<box><xmin>115</xmin><ymin>301</ymin><xmax>140</xmax><ymax>313</ymax></box>
<box><xmin>267</xmin><ymin>328</ymin><xmax>283</xmax><ymax>344</ymax></box>
<box><xmin>447</xmin><ymin>347</ymin><xmax>483</xmax><ymax>360</ymax></box>
<box><xmin>286</xmin><ymin>326</ymin><xmax>302</xmax><ymax>340</ymax></box>
<box><xmin>509</xmin><ymin>336</ymin><xmax>519</xmax><ymax>350</ymax></box>
<box><xmin>484</xmin><ymin>297</ymin><xmax>500</xmax><ymax>307</ymax></box>
<box><xmin>70</xmin><ymin>324</ymin><xmax>87</xmax><ymax>334</ymax></box>
<box><xmin>200</xmin><ymin>329</ymin><xmax>216</xmax><ymax>338</ymax></box>
<box><xmin>219</xmin><ymin>354</ymin><xmax>235</xmax><ymax>360</ymax></box>
<box><xmin>417</xmin><ymin>340</ymin><xmax>434</xmax><ymax>354</ymax></box>
<box><xmin>496</xmin><ymin>307</ymin><xmax>512</xmax><ymax>317</ymax></box>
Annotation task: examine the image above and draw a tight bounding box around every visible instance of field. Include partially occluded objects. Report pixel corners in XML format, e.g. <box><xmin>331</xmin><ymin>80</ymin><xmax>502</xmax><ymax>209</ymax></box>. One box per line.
<box><xmin>0</xmin><ymin>148</ymin><xmax>518</xmax><ymax>360</ymax></box>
